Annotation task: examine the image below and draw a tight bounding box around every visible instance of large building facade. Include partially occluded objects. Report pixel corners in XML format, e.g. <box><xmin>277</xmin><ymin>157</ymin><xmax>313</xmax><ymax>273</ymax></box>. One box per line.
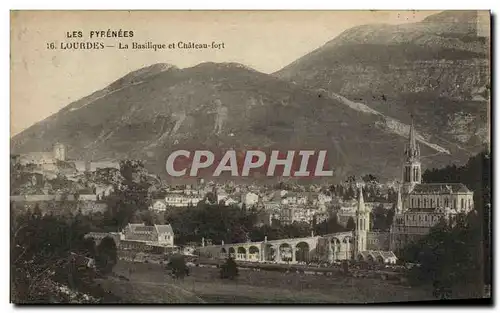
<box><xmin>85</xmin><ymin>223</ymin><xmax>176</xmax><ymax>255</ymax></box>
<box><xmin>199</xmin><ymin>186</ymin><xmax>398</xmax><ymax>265</ymax></box>
<box><xmin>390</xmin><ymin>120</ymin><xmax>475</xmax><ymax>251</ymax></box>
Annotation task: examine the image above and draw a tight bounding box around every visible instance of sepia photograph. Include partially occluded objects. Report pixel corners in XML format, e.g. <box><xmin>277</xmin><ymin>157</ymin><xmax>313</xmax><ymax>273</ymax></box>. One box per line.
<box><xmin>9</xmin><ymin>10</ymin><xmax>492</xmax><ymax>304</ymax></box>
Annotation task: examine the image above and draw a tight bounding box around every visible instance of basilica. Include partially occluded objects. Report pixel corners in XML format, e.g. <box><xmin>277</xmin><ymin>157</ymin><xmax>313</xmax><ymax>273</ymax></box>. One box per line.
<box><xmin>389</xmin><ymin>120</ymin><xmax>475</xmax><ymax>251</ymax></box>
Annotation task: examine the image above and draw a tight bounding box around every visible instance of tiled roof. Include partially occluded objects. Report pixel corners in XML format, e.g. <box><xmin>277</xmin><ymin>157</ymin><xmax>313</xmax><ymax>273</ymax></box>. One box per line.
<box><xmin>128</xmin><ymin>223</ymin><xmax>145</xmax><ymax>231</ymax></box>
<box><xmin>377</xmin><ymin>250</ymin><xmax>397</xmax><ymax>259</ymax></box>
<box><xmin>359</xmin><ymin>250</ymin><xmax>398</xmax><ymax>260</ymax></box>
<box><xmin>411</xmin><ymin>183</ymin><xmax>471</xmax><ymax>194</ymax></box>
<box><xmin>134</xmin><ymin>226</ymin><xmax>155</xmax><ymax>232</ymax></box>
<box><xmin>154</xmin><ymin>224</ymin><xmax>174</xmax><ymax>235</ymax></box>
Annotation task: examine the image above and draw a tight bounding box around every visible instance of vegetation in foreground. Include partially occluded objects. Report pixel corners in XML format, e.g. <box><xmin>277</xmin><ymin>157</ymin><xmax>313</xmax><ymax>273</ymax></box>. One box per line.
<box><xmin>11</xmin><ymin>209</ymin><xmax>120</xmax><ymax>303</ymax></box>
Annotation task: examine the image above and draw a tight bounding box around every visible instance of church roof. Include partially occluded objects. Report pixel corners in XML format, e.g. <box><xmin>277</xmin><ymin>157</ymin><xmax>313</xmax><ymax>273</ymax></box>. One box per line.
<box><xmin>406</xmin><ymin>208</ymin><xmax>437</xmax><ymax>213</ymax></box>
<box><xmin>359</xmin><ymin>250</ymin><xmax>398</xmax><ymax>260</ymax></box>
<box><xmin>411</xmin><ymin>183</ymin><xmax>471</xmax><ymax>194</ymax></box>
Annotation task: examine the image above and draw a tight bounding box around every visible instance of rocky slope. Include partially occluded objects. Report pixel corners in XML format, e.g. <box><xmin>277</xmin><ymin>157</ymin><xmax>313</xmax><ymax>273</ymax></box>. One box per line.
<box><xmin>11</xmin><ymin>62</ymin><xmax>460</xmax><ymax>183</ymax></box>
<box><xmin>274</xmin><ymin>10</ymin><xmax>490</xmax><ymax>158</ymax></box>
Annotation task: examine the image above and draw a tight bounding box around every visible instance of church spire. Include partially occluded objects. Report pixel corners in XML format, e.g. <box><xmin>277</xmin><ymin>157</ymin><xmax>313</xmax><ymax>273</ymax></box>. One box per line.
<box><xmin>396</xmin><ymin>184</ymin><xmax>403</xmax><ymax>214</ymax></box>
<box><xmin>406</xmin><ymin>116</ymin><xmax>420</xmax><ymax>160</ymax></box>
<box><xmin>357</xmin><ymin>185</ymin><xmax>365</xmax><ymax>213</ymax></box>
<box><xmin>355</xmin><ymin>185</ymin><xmax>369</xmax><ymax>254</ymax></box>
<box><xmin>402</xmin><ymin>115</ymin><xmax>422</xmax><ymax>193</ymax></box>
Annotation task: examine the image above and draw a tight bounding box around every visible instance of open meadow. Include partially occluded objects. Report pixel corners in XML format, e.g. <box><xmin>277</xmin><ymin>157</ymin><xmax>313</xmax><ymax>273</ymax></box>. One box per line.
<box><xmin>98</xmin><ymin>260</ymin><xmax>435</xmax><ymax>303</ymax></box>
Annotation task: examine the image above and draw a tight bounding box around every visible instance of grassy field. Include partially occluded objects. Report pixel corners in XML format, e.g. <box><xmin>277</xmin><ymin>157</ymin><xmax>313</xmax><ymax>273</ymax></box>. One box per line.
<box><xmin>100</xmin><ymin>260</ymin><xmax>435</xmax><ymax>303</ymax></box>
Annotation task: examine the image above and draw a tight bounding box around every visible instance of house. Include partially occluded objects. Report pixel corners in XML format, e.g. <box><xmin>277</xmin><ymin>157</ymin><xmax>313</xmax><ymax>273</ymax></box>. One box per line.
<box><xmin>223</xmin><ymin>197</ymin><xmax>240</xmax><ymax>206</ymax></box>
<box><xmin>150</xmin><ymin>199</ymin><xmax>168</xmax><ymax>212</ymax></box>
<box><xmin>164</xmin><ymin>194</ymin><xmax>202</xmax><ymax>207</ymax></box>
<box><xmin>241</xmin><ymin>192</ymin><xmax>259</xmax><ymax>208</ymax></box>
<box><xmin>122</xmin><ymin>223</ymin><xmax>174</xmax><ymax>246</ymax></box>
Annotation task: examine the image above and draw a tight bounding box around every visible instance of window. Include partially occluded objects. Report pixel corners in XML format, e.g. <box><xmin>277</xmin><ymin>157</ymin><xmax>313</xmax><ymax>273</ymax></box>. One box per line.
<box><xmin>468</xmin><ymin>199</ymin><xmax>471</xmax><ymax>209</ymax></box>
<box><xmin>461</xmin><ymin>199</ymin><xmax>464</xmax><ymax>210</ymax></box>
<box><xmin>445</xmin><ymin>197</ymin><xmax>449</xmax><ymax>207</ymax></box>
<box><xmin>417</xmin><ymin>198</ymin><xmax>421</xmax><ymax>207</ymax></box>
<box><xmin>423</xmin><ymin>198</ymin><xmax>427</xmax><ymax>207</ymax></box>
<box><xmin>430</xmin><ymin>198</ymin><xmax>434</xmax><ymax>207</ymax></box>
<box><xmin>411</xmin><ymin>198</ymin><xmax>414</xmax><ymax>207</ymax></box>
<box><xmin>405</xmin><ymin>167</ymin><xmax>411</xmax><ymax>182</ymax></box>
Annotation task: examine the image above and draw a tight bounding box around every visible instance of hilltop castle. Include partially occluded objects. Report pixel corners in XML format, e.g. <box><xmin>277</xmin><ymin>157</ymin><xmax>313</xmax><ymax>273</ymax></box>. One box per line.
<box><xmin>15</xmin><ymin>143</ymin><xmax>120</xmax><ymax>173</ymax></box>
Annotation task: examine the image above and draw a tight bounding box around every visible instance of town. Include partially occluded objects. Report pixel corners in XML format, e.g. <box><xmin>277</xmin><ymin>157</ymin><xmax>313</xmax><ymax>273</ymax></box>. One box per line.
<box><xmin>10</xmin><ymin>120</ymin><xmax>490</xmax><ymax>302</ymax></box>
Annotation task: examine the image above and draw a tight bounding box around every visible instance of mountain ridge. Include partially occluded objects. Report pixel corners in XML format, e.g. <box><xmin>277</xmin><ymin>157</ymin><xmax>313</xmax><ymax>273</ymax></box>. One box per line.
<box><xmin>11</xmin><ymin>11</ymin><xmax>489</xmax><ymax>182</ymax></box>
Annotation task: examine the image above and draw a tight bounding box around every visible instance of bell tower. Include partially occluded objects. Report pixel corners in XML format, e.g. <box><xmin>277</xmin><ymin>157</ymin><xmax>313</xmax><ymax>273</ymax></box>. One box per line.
<box><xmin>402</xmin><ymin>118</ymin><xmax>421</xmax><ymax>194</ymax></box>
<box><xmin>355</xmin><ymin>186</ymin><xmax>369</xmax><ymax>256</ymax></box>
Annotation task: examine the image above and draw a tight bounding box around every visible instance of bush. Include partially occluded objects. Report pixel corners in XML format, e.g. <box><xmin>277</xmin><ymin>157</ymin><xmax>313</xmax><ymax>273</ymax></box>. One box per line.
<box><xmin>167</xmin><ymin>254</ymin><xmax>188</xmax><ymax>279</ymax></box>
<box><xmin>220</xmin><ymin>257</ymin><xmax>238</xmax><ymax>280</ymax></box>
<box><xmin>95</xmin><ymin>237</ymin><xmax>117</xmax><ymax>276</ymax></box>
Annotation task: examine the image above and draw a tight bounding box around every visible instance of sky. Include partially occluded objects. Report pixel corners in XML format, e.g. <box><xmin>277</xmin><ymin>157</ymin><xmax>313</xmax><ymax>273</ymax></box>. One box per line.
<box><xmin>10</xmin><ymin>10</ymin><xmax>439</xmax><ymax>136</ymax></box>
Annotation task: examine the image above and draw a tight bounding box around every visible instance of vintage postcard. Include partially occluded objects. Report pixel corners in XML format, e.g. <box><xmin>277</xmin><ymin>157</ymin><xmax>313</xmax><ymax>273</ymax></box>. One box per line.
<box><xmin>10</xmin><ymin>10</ymin><xmax>491</xmax><ymax>304</ymax></box>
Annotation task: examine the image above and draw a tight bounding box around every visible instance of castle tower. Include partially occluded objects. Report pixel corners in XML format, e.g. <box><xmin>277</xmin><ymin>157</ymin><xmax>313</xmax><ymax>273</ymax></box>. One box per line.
<box><xmin>53</xmin><ymin>143</ymin><xmax>66</xmax><ymax>161</ymax></box>
<box><xmin>355</xmin><ymin>186</ymin><xmax>369</xmax><ymax>256</ymax></box>
<box><xmin>402</xmin><ymin>118</ymin><xmax>421</xmax><ymax>194</ymax></box>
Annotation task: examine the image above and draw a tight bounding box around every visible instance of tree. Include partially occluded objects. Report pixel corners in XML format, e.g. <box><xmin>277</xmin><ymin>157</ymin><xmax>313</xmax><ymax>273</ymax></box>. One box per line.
<box><xmin>346</xmin><ymin>217</ymin><xmax>356</xmax><ymax>231</ymax></box>
<box><xmin>314</xmin><ymin>215</ymin><xmax>345</xmax><ymax>236</ymax></box>
<box><xmin>422</xmin><ymin>150</ymin><xmax>491</xmax><ymax>287</ymax></box>
<box><xmin>80</xmin><ymin>238</ymin><xmax>97</xmax><ymax>258</ymax></box>
<box><xmin>220</xmin><ymin>257</ymin><xmax>238</xmax><ymax>280</ymax></box>
<box><xmin>370</xmin><ymin>204</ymin><xmax>389</xmax><ymax>231</ymax></box>
<box><xmin>404</xmin><ymin>212</ymin><xmax>484</xmax><ymax>298</ymax></box>
<box><xmin>362</xmin><ymin>174</ymin><xmax>378</xmax><ymax>183</ymax></box>
<box><xmin>95</xmin><ymin>237</ymin><xmax>117</xmax><ymax>276</ymax></box>
<box><xmin>102</xmin><ymin>160</ymin><xmax>153</xmax><ymax>229</ymax></box>
<box><xmin>167</xmin><ymin>254</ymin><xmax>188</xmax><ymax>279</ymax></box>
<box><xmin>385</xmin><ymin>208</ymin><xmax>395</xmax><ymax>229</ymax></box>
<box><xmin>11</xmin><ymin>210</ymin><xmax>114</xmax><ymax>303</ymax></box>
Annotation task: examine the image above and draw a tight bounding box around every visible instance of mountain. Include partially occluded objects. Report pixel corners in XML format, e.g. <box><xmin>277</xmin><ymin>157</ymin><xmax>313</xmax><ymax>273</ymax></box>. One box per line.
<box><xmin>274</xmin><ymin>11</ymin><xmax>490</xmax><ymax>161</ymax></box>
<box><xmin>11</xmin><ymin>61</ymin><xmax>460</xmax><ymax>183</ymax></box>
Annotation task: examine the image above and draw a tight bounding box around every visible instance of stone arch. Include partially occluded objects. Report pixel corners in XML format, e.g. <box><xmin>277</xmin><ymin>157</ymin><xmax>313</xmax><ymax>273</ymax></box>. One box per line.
<box><xmin>342</xmin><ymin>236</ymin><xmax>353</xmax><ymax>260</ymax></box>
<box><xmin>376</xmin><ymin>255</ymin><xmax>384</xmax><ymax>263</ymax></box>
<box><xmin>221</xmin><ymin>247</ymin><xmax>227</xmax><ymax>254</ymax></box>
<box><xmin>248</xmin><ymin>246</ymin><xmax>260</xmax><ymax>261</ymax></box>
<box><xmin>279</xmin><ymin>243</ymin><xmax>292</xmax><ymax>262</ymax></box>
<box><xmin>236</xmin><ymin>246</ymin><xmax>247</xmax><ymax>260</ymax></box>
<box><xmin>264</xmin><ymin>244</ymin><xmax>275</xmax><ymax>262</ymax></box>
<box><xmin>367</xmin><ymin>254</ymin><xmax>375</xmax><ymax>262</ymax></box>
<box><xmin>228</xmin><ymin>247</ymin><xmax>236</xmax><ymax>258</ymax></box>
<box><xmin>331</xmin><ymin>237</ymin><xmax>341</xmax><ymax>252</ymax></box>
<box><xmin>249</xmin><ymin>246</ymin><xmax>259</xmax><ymax>254</ymax></box>
<box><xmin>295</xmin><ymin>242</ymin><xmax>310</xmax><ymax>263</ymax></box>
<box><xmin>343</xmin><ymin>236</ymin><xmax>353</xmax><ymax>244</ymax></box>
<box><xmin>237</xmin><ymin>247</ymin><xmax>246</xmax><ymax>254</ymax></box>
